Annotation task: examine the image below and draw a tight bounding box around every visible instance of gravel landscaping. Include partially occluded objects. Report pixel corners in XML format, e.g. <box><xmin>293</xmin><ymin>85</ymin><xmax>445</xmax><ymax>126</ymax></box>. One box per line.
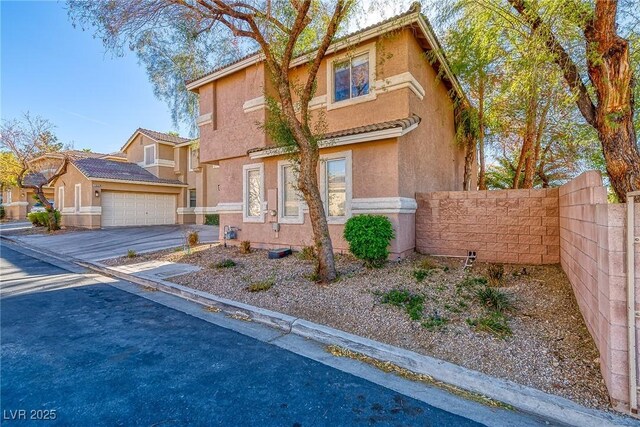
<box><xmin>105</xmin><ymin>243</ymin><xmax>611</xmax><ymax>410</ymax></box>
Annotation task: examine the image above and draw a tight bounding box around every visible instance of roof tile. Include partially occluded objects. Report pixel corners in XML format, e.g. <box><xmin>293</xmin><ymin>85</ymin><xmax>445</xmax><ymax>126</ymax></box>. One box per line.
<box><xmin>73</xmin><ymin>158</ymin><xmax>185</xmax><ymax>186</ymax></box>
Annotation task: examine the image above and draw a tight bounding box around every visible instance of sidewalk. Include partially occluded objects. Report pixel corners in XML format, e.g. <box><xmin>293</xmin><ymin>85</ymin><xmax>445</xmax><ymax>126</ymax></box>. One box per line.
<box><xmin>2</xmin><ymin>235</ymin><xmax>638</xmax><ymax>427</ymax></box>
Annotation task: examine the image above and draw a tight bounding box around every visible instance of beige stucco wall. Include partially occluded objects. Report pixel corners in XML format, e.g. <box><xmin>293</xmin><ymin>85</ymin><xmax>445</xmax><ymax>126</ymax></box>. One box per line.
<box><xmin>401</xmin><ymin>35</ymin><xmax>465</xmax><ymax>195</ymax></box>
<box><xmin>196</xmin><ymin>25</ymin><xmax>465</xmax><ymax>254</ymax></box>
<box><xmin>124</xmin><ymin>133</ymin><xmax>176</xmax><ymax>180</ymax></box>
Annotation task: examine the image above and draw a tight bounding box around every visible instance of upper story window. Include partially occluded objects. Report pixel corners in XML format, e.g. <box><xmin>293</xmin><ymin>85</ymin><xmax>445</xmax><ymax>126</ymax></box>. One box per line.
<box><xmin>242</xmin><ymin>163</ymin><xmax>264</xmax><ymax>223</ymax></box>
<box><xmin>144</xmin><ymin>145</ymin><xmax>156</xmax><ymax>166</ymax></box>
<box><xmin>334</xmin><ymin>53</ymin><xmax>370</xmax><ymax>103</ymax></box>
<box><xmin>6</xmin><ymin>190</ymin><xmax>12</xmax><ymax>204</ymax></box>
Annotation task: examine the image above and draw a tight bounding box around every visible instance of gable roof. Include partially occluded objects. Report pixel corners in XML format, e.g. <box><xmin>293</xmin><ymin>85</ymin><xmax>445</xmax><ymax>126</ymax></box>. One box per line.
<box><xmin>72</xmin><ymin>158</ymin><xmax>186</xmax><ymax>186</ymax></box>
<box><xmin>121</xmin><ymin>128</ymin><xmax>191</xmax><ymax>153</ymax></box>
<box><xmin>248</xmin><ymin>114</ymin><xmax>421</xmax><ymax>159</ymax></box>
<box><xmin>185</xmin><ymin>5</ymin><xmax>465</xmax><ymax>103</ymax></box>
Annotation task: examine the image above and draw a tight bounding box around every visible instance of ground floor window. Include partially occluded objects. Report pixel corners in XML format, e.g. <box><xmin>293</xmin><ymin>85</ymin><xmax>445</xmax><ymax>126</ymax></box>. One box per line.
<box><xmin>58</xmin><ymin>187</ymin><xmax>64</xmax><ymax>210</ymax></box>
<box><xmin>74</xmin><ymin>184</ymin><xmax>81</xmax><ymax>212</ymax></box>
<box><xmin>242</xmin><ymin>163</ymin><xmax>264</xmax><ymax>222</ymax></box>
<box><xmin>278</xmin><ymin>161</ymin><xmax>304</xmax><ymax>224</ymax></box>
<box><xmin>320</xmin><ymin>151</ymin><xmax>352</xmax><ymax>223</ymax></box>
<box><xmin>189</xmin><ymin>189</ymin><xmax>196</xmax><ymax>208</ymax></box>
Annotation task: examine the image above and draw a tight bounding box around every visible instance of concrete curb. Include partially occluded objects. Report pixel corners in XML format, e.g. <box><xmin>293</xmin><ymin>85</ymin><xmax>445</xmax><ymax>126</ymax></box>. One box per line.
<box><xmin>2</xmin><ymin>237</ymin><xmax>637</xmax><ymax>427</ymax></box>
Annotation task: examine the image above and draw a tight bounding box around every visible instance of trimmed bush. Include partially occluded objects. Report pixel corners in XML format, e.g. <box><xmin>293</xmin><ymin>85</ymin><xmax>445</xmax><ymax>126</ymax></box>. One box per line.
<box><xmin>343</xmin><ymin>214</ymin><xmax>394</xmax><ymax>267</ymax></box>
<box><xmin>27</xmin><ymin>210</ymin><xmax>61</xmax><ymax>229</ymax></box>
<box><xmin>204</xmin><ymin>214</ymin><xmax>219</xmax><ymax>225</ymax></box>
<box><xmin>0</xmin><ymin>206</ymin><xmax>5</xmax><ymax>219</ymax></box>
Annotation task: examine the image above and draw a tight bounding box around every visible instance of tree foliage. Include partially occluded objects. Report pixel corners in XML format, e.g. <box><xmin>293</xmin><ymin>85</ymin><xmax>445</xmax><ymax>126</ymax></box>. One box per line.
<box><xmin>0</xmin><ymin>113</ymin><xmax>69</xmax><ymax>230</ymax></box>
<box><xmin>68</xmin><ymin>0</ymin><xmax>360</xmax><ymax>282</ymax></box>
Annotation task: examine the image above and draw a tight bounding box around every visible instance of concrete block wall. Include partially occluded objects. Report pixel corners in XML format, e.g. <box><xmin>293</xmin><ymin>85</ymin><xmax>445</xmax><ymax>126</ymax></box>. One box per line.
<box><xmin>415</xmin><ymin>188</ymin><xmax>560</xmax><ymax>264</ymax></box>
<box><xmin>559</xmin><ymin>171</ymin><xmax>640</xmax><ymax>412</ymax></box>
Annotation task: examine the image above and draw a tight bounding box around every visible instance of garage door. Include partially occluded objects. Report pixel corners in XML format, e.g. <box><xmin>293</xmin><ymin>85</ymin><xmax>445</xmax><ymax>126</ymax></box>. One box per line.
<box><xmin>101</xmin><ymin>192</ymin><xmax>176</xmax><ymax>227</ymax></box>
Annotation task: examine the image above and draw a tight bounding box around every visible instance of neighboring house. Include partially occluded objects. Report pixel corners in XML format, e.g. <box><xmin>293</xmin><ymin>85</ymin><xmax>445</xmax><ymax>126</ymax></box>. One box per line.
<box><xmin>186</xmin><ymin>9</ymin><xmax>471</xmax><ymax>256</ymax></box>
<box><xmin>49</xmin><ymin>129</ymin><xmax>218</xmax><ymax>228</ymax></box>
<box><xmin>1</xmin><ymin>150</ymin><xmax>105</xmax><ymax>220</ymax></box>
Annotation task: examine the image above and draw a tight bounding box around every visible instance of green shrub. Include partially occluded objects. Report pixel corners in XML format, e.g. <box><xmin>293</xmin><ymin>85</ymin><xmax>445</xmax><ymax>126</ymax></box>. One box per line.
<box><xmin>27</xmin><ymin>210</ymin><xmax>61</xmax><ymax>229</ymax></box>
<box><xmin>381</xmin><ymin>289</ymin><xmax>424</xmax><ymax>321</ymax></box>
<box><xmin>422</xmin><ymin>312</ymin><xmax>449</xmax><ymax>331</ymax></box>
<box><xmin>467</xmin><ymin>312</ymin><xmax>512</xmax><ymax>337</ymax></box>
<box><xmin>127</xmin><ymin>249</ymin><xmax>137</xmax><ymax>258</ymax></box>
<box><xmin>204</xmin><ymin>214</ymin><xmax>220</xmax><ymax>225</ymax></box>
<box><xmin>212</xmin><ymin>259</ymin><xmax>236</xmax><ymax>269</ymax></box>
<box><xmin>475</xmin><ymin>286</ymin><xmax>511</xmax><ymax>313</ymax></box>
<box><xmin>0</xmin><ymin>206</ymin><xmax>5</xmax><ymax>219</ymax></box>
<box><xmin>343</xmin><ymin>214</ymin><xmax>394</xmax><ymax>268</ymax></box>
<box><xmin>247</xmin><ymin>278</ymin><xmax>275</xmax><ymax>292</ymax></box>
<box><xmin>413</xmin><ymin>268</ymin><xmax>433</xmax><ymax>282</ymax></box>
<box><xmin>28</xmin><ymin>212</ymin><xmax>41</xmax><ymax>226</ymax></box>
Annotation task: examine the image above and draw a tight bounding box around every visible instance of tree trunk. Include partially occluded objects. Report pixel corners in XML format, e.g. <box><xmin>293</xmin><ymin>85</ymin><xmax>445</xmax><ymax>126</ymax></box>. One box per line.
<box><xmin>477</xmin><ymin>77</ymin><xmax>487</xmax><ymax>190</ymax></box>
<box><xmin>297</xmin><ymin>149</ymin><xmax>337</xmax><ymax>282</ymax></box>
<box><xmin>463</xmin><ymin>135</ymin><xmax>475</xmax><ymax>191</ymax></box>
<box><xmin>585</xmin><ymin>0</ymin><xmax>640</xmax><ymax>202</ymax></box>
<box><xmin>33</xmin><ymin>188</ymin><xmax>58</xmax><ymax>231</ymax></box>
<box><xmin>508</xmin><ymin>0</ymin><xmax>640</xmax><ymax>201</ymax></box>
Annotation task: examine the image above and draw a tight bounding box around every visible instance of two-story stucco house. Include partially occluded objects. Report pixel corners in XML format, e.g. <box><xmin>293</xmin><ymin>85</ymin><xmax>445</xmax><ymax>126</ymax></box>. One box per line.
<box><xmin>186</xmin><ymin>9</ymin><xmax>472</xmax><ymax>256</ymax></box>
<box><xmin>50</xmin><ymin>128</ymin><xmax>218</xmax><ymax>228</ymax></box>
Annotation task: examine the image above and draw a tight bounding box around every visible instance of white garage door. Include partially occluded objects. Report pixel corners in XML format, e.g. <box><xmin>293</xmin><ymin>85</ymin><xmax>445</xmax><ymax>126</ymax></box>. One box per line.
<box><xmin>101</xmin><ymin>192</ymin><xmax>176</xmax><ymax>227</ymax></box>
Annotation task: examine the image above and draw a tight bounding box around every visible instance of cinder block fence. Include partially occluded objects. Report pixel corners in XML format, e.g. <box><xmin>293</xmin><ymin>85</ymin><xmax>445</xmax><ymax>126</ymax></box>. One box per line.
<box><xmin>414</xmin><ymin>171</ymin><xmax>640</xmax><ymax>413</ymax></box>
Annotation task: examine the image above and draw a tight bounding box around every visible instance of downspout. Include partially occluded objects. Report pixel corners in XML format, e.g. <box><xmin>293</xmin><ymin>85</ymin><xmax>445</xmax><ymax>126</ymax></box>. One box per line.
<box><xmin>626</xmin><ymin>190</ymin><xmax>640</xmax><ymax>414</ymax></box>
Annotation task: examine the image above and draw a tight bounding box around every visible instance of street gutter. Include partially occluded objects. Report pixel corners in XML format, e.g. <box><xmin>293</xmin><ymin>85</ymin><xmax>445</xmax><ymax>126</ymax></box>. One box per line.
<box><xmin>2</xmin><ymin>235</ymin><xmax>637</xmax><ymax>427</ymax></box>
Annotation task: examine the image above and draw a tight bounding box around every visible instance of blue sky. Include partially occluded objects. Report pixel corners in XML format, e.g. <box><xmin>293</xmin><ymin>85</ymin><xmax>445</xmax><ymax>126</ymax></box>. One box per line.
<box><xmin>1</xmin><ymin>0</ymin><xmax>188</xmax><ymax>155</ymax></box>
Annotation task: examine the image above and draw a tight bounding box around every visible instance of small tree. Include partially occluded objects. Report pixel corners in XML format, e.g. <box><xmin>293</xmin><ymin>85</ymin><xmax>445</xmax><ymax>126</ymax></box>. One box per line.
<box><xmin>68</xmin><ymin>0</ymin><xmax>359</xmax><ymax>281</ymax></box>
<box><xmin>0</xmin><ymin>113</ymin><xmax>69</xmax><ymax>230</ymax></box>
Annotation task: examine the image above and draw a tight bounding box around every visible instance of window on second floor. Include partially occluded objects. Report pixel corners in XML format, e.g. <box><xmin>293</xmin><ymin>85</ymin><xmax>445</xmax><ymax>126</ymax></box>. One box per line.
<box><xmin>189</xmin><ymin>189</ymin><xmax>197</xmax><ymax>208</ymax></box>
<box><xmin>144</xmin><ymin>145</ymin><xmax>156</xmax><ymax>166</ymax></box>
<box><xmin>6</xmin><ymin>190</ymin><xmax>12</xmax><ymax>204</ymax></box>
<box><xmin>333</xmin><ymin>53</ymin><xmax>370</xmax><ymax>103</ymax></box>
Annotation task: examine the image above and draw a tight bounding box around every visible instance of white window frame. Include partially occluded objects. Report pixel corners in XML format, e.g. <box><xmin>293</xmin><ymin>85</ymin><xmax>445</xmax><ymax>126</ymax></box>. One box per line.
<box><xmin>143</xmin><ymin>144</ymin><xmax>156</xmax><ymax>167</ymax></box>
<box><xmin>319</xmin><ymin>150</ymin><xmax>352</xmax><ymax>224</ymax></box>
<box><xmin>74</xmin><ymin>184</ymin><xmax>81</xmax><ymax>212</ymax></box>
<box><xmin>277</xmin><ymin>160</ymin><xmax>304</xmax><ymax>224</ymax></box>
<box><xmin>242</xmin><ymin>163</ymin><xmax>265</xmax><ymax>223</ymax></box>
<box><xmin>326</xmin><ymin>42</ymin><xmax>376</xmax><ymax>111</ymax></box>
<box><xmin>58</xmin><ymin>186</ymin><xmax>64</xmax><ymax>210</ymax></box>
<box><xmin>6</xmin><ymin>190</ymin><xmax>12</xmax><ymax>204</ymax></box>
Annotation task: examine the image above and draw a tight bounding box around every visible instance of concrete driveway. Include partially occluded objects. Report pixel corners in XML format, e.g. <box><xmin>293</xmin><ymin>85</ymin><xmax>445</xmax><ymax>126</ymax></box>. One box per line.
<box><xmin>8</xmin><ymin>224</ymin><xmax>218</xmax><ymax>261</ymax></box>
